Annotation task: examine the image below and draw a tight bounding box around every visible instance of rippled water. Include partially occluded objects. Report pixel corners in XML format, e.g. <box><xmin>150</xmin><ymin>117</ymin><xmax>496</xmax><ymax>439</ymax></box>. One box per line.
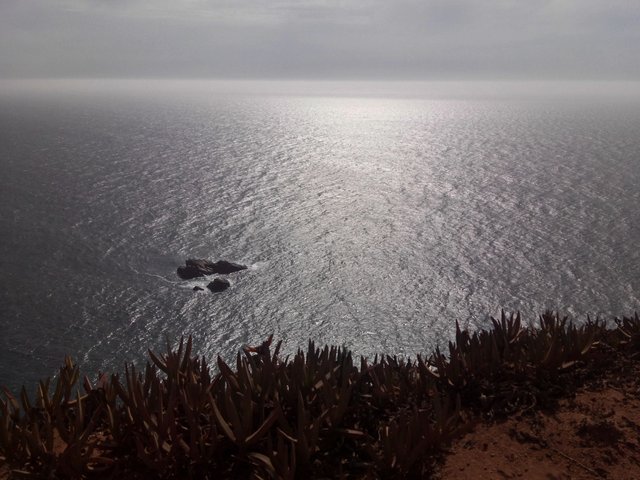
<box><xmin>1</xmin><ymin>81</ymin><xmax>639</xmax><ymax>391</ymax></box>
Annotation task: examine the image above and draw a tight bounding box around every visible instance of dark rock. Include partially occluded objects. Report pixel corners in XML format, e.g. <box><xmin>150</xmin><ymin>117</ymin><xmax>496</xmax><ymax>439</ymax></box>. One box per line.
<box><xmin>209</xmin><ymin>260</ymin><xmax>247</xmax><ymax>274</ymax></box>
<box><xmin>193</xmin><ymin>286</ymin><xmax>204</xmax><ymax>292</ymax></box>
<box><xmin>177</xmin><ymin>259</ymin><xmax>247</xmax><ymax>279</ymax></box>
<box><xmin>207</xmin><ymin>278</ymin><xmax>231</xmax><ymax>292</ymax></box>
<box><xmin>178</xmin><ymin>264</ymin><xmax>205</xmax><ymax>280</ymax></box>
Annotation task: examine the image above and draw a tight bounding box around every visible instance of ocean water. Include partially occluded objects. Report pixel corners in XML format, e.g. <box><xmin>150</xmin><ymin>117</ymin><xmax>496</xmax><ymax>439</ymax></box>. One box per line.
<box><xmin>1</xmin><ymin>80</ymin><xmax>640</xmax><ymax>392</ymax></box>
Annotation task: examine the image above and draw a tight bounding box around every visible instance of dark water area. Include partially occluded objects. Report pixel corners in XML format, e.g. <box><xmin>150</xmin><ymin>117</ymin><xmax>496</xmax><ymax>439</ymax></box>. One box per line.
<box><xmin>1</xmin><ymin>80</ymin><xmax>639</xmax><ymax>392</ymax></box>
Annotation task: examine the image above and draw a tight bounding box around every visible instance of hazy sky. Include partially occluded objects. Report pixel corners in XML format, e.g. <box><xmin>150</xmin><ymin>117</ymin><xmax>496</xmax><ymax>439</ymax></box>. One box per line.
<box><xmin>1</xmin><ymin>0</ymin><xmax>639</xmax><ymax>80</ymax></box>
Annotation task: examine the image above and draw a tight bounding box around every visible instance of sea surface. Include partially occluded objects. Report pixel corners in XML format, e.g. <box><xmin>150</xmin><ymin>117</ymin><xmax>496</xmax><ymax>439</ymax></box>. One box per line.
<box><xmin>1</xmin><ymin>80</ymin><xmax>640</xmax><ymax>392</ymax></box>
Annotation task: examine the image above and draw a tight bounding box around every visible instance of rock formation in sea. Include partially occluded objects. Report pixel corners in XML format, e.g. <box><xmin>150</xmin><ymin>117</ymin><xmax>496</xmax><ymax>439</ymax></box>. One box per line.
<box><xmin>177</xmin><ymin>259</ymin><xmax>247</xmax><ymax>279</ymax></box>
<box><xmin>206</xmin><ymin>278</ymin><xmax>231</xmax><ymax>292</ymax></box>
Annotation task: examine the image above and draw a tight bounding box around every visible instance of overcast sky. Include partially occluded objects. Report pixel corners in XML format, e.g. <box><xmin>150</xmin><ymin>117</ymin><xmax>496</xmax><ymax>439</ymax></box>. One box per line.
<box><xmin>1</xmin><ymin>0</ymin><xmax>639</xmax><ymax>80</ymax></box>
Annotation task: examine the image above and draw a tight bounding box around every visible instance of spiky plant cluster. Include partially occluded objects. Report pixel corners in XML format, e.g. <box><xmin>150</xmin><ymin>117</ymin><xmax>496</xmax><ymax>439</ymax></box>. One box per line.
<box><xmin>1</xmin><ymin>311</ymin><xmax>638</xmax><ymax>479</ymax></box>
<box><xmin>425</xmin><ymin>311</ymin><xmax>609</xmax><ymax>414</ymax></box>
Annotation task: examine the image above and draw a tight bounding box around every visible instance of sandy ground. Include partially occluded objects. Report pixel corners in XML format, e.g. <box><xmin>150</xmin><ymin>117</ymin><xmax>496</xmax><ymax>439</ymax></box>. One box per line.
<box><xmin>438</xmin><ymin>364</ymin><xmax>640</xmax><ymax>479</ymax></box>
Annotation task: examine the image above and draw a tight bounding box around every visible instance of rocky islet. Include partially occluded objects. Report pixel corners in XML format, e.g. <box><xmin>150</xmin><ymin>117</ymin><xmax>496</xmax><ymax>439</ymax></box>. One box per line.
<box><xmin>178</xmin><ymin>258</ymin><xmax>247</xmax><ymax>293</ymax></box>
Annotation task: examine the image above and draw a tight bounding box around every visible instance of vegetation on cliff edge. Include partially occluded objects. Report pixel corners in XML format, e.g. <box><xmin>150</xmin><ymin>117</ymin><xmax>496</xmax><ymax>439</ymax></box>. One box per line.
<box><xmin>1</xmin><ymin>311</ymin><xmax>640</xmax><ymax>479</ymax></box>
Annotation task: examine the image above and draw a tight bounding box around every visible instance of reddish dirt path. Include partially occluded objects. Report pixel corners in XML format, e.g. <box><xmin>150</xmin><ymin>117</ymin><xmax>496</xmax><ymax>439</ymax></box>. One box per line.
<box><xmin>438</xmin><ymin>380</ymin><xmax>640</xmax><ymax>479</ymax></box>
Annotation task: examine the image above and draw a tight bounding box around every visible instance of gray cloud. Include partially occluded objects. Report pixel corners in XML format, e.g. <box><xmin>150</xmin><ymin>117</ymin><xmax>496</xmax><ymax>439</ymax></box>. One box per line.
<box><xmin>1</xmin><ymin>0</ymin><xmax>639</xmax><ymax>79</ymax></box>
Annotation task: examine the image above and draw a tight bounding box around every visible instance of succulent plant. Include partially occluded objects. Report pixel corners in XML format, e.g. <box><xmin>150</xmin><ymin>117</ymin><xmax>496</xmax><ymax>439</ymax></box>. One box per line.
<box><xmin>1</xmin><ymin>311</ymin><xmax>637</xmax><ymax>478</ymax></box>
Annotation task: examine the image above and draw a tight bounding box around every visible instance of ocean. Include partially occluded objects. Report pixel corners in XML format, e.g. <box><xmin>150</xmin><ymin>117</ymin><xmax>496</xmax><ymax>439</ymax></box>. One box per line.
<box><xmin>1</xmin><ymin>80</ymin><xmax>639</xmax><ymax>392</ymax></box>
